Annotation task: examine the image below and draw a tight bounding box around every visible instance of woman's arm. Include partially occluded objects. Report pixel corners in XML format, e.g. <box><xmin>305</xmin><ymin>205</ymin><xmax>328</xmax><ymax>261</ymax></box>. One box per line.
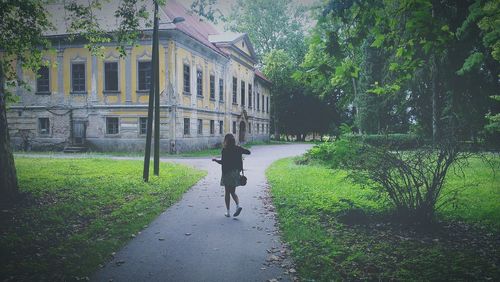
<box><xmin>239</xmin><ymin>146</ymin><xmax>251</xmax><ymax>155</ymax></box>
<box><xmin>212</xmin><ymin>158</ymin><xmax>222</xmax><ymax>164</ymax></box>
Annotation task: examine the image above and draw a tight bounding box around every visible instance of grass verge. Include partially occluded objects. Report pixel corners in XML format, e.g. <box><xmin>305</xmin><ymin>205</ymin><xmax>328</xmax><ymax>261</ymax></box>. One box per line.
<box><xmin>13</xmin><ymin>140</ymin><xmax>291</xmax><ymax>158</ymax></box>
<box><xmin>0</xmin><ymin>157</ymin><xmax>206</xmax><ymax>281</ymax></box>
<box><xmin>266</xmin><ymin>156</ymin><xmax>500</xmax><ymax>281</ymax></box>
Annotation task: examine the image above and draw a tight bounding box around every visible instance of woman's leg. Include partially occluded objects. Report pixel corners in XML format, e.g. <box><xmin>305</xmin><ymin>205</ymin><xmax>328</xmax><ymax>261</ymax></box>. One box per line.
<box><xmin>229</xmin><ymin>188</ymin><xmax>239</xmax><ymax>206</ymax></box>
<box><xmin>230</xmin><ymin>187</ymin><xmax>242</xmax><ymax>216</ymax></box>
<box><xmin>224</xmin><ymin>186</ymin><xmax>231</xmax><ymax>212</ymax></box>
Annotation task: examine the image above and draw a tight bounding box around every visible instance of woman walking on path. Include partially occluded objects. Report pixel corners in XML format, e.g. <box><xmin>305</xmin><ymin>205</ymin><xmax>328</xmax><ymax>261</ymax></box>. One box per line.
<box><xmin>212</xmin><ymin>133</ymin><xmax>251</xmax><ymax>217</ymax></box>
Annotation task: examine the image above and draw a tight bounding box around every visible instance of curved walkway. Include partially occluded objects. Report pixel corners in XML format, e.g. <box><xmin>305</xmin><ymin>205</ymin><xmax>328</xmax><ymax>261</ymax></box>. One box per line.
<box><xmin>92</xmin><ymin>144</ymin><xmax>311</xmax><ymax>282</ymax></box>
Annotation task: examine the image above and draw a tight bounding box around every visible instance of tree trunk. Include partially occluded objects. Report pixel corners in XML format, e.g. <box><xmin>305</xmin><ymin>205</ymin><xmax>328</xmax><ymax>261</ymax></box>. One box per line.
<box><xmin>431</xmin><ymin>55</ymin><xmax>439</xmax><ymax>143</ymax></box>
<box><xmin>0</xmin><ymin>64</ymin><xmax>19</xmax><ymax>206</ymax></box>
<box><xmin>352</xmin><ymin>77</ymin><xmax>361</xmax><ymax>134</ymax></box>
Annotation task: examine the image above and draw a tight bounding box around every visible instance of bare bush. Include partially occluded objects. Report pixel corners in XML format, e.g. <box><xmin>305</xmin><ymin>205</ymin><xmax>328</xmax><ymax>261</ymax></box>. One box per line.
<box><xmin>341</xmin><ymin>140</ymin><xmax>475</xmax><ymax>223</ymax></box>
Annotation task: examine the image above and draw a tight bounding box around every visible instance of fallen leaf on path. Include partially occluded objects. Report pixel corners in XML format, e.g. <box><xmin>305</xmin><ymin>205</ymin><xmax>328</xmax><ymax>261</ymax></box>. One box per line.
<box><xmin>115</xmin><ymin>260</ymin><xmax>125</xmax><ymax>266</ymax></box>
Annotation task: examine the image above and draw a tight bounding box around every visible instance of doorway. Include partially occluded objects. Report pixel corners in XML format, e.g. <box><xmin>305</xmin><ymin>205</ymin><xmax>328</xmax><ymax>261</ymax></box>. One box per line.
<box><xmin>72</xmin><ymin>121</ymin><xmax>86</xmax><ymax>145</ymax></box>
<box><xmin>239</xmin><ymin>121</ymin><xmax>246</xmax><ymax>143</ymax></box>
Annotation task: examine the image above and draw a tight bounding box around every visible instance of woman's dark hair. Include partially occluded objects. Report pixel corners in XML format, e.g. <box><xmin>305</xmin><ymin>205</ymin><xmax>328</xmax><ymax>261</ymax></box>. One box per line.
<box><xmin>223</xmin><ymin>133</ymin><xmax>236</xmax><ymax>148</ymax></box>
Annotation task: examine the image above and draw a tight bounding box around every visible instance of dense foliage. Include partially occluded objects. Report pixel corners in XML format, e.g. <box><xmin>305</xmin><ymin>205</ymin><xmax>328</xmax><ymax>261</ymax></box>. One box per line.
<box><xmin>298</xmin><ymin>0</ymin><xmax>500</xmax><ymax>143</ymax></box>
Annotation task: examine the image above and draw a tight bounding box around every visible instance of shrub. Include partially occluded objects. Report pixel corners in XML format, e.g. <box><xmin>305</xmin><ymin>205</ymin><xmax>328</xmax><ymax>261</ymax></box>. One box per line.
<box><xmin>304</xmin><ymin>137</ymin><xmax>475</xmax><ymax>223</ymax></box>
<box><xmin>300</xmin><ymin>138</ymin><xmax>361</xmax><ymax>168</ymax></box>
<box><xmin>346</xmin><ymin>133</ymin><xmax>425</xmax><ymax>150</ymax></box>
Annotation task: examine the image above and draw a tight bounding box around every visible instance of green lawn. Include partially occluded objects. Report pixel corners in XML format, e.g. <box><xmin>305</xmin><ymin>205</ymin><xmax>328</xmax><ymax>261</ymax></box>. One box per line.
<box><xmin>0</xmin><ymin>157</ymin><xmax>206</xmax><ymax>281</ymax></box>
<box><xmin>266</xmin><ymin>156</ymin><xmax>500</xmax><ymax>281</ymax></box>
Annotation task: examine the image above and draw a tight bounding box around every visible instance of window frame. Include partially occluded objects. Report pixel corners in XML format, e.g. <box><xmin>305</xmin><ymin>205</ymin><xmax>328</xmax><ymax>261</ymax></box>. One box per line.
<box><xmin>104</xmin><ymin>61</ymin><xmax>119</xmax><ymax>93</ymax></box>
<box><xmin>197</xmin><ymin>119</ymin><xmax>203</xmax><ymax>135</ymax></box>
<box><xmin>106</xmin><ymin>117</ymin><xmax>119</xmax><ymax>135</ymax></box>
<box><xmin>71</xmin><ymin>62</ymin><xmax>86</xmax><ymax>94</ymax></box>
<box><xmin>139</xmin><ymin>117</ymin><xmax>148</xmax><ymax>135</ymax></box>
<box><xmin>36</xmin><ymin>66</ymin><xmax>50</xmax><ymax>94</ymax></box>
<box><xmin>257</xmin><ymin>93</ymin><xmax>260</xmax><ymax>111</ymax></box>
<box><xmin>210</xmin><ymin>120</ymin><xmax>215</xmax><ymax>135</ymax></box>
<box><xmin>137</xmin><ymin>60</ymin><xmax>152</xmax><ymax>92</ymax></box>
<box><xmin>183</xmin><ymin>64</ymin><xmax>191</xmax><ymax>94</ymax></box>
<box><xmin>219</xmin><ymin>78</ymin><xmax>224</xmax><ymax>102</ymax></box>
<box><xmin>196</xmin><ymin>69</ymin><xmax>203</xmax><ymax>97</ymax></box>
<box><xmin>248</xmin><ymin>84</ymin><xmax>252</xmax><ymax>108</ymax></box>
<box><xmin>38</xmin><ymin>117</ymin><xmax>50</xmax><ymax>135</ymax></box>
<box><xmin>232</xmin><ymin>77</ymin><xmax>238</xmax><ymax>104</ymax></box>
<box><xmin>240</xmin><ymin>80</ymin><xmax>245</xmax><ymax>107</ymax></box>
<box><xmin>209</xmin><ymin>75</ymin><xmax>215</xmax><ymax>100</ymax></box>
<box><xmin>184</xmin><ymin>118</ymin><xmax>190</xmax><ymax>135</ymax></box>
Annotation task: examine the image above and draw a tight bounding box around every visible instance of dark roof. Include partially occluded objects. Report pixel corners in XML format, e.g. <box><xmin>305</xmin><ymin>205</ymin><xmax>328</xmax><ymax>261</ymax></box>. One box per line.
<box><xmin>162</xmin><ymin>0</ymin><xmax>226</xmax><ymax>56</ymax></box>
<box><xmin>255</xmin><ymin>70</ymin><xmax>272</xmax><ymax>84</ymax></box>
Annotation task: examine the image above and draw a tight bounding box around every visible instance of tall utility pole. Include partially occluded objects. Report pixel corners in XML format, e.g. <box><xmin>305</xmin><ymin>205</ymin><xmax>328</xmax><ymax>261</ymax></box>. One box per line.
<box><xmin>143</xmin><ymin>1</ymin><xmax>160</xmax><ymax>182</ymax></box>
<box><xmin>153</xmin><ymin>0</ymin><xmax>160</xmax><ymax>176</ymax></box>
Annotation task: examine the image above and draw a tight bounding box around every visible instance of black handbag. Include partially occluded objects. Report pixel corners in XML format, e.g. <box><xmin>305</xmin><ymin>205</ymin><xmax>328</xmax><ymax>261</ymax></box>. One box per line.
<box><xmin>240</xmin><ymin>170</ymin><xmax>247</xmax><ymax>186</ymax></box>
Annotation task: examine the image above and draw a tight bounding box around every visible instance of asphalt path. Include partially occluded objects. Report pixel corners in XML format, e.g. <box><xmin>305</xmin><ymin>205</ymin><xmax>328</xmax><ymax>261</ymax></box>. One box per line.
<box><xmin>90</xmin><ymin>144</ymin><xmax>311</xmax><ymax>282</ymax></box>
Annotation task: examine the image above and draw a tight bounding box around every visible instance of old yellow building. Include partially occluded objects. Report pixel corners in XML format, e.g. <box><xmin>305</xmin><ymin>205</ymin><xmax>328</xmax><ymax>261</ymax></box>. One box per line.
<box><xmin>7</xmin><ymin>0</ymin><xmax>271</xmax><ymax>152</ymax></box>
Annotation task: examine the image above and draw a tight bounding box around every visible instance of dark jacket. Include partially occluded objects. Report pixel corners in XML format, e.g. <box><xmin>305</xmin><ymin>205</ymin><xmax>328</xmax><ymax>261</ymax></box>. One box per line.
<box><xmin>215</xmin><ymin>146</ymin><xmax>251</xmax><ymax>173</ymax></box>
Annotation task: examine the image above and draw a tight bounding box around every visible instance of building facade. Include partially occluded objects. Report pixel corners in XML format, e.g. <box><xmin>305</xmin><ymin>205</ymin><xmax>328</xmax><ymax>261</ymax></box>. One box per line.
<box><xmin>7</xmin><ymin>1</ymin><xmax>271</xmax><ymax>153</ymax></box>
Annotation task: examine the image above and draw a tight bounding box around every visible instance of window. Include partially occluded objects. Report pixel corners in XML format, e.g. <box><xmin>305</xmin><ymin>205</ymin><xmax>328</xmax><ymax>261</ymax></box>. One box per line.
<box><xmin>104</xmin><ymin>62</ymin><xmax>119</xmax><ymax>91</ymax></box>
<box><xmin>262</xmin><ymin>95</ymin><xmax>265</xmax><ymax>113</ymax></box>
<box><xmin>232</xmin><ymin>77</ymin><xmax>237</xmax><ymax>104</ymax></box>
<box><xmin>210</xmin><ymin>75</ymin><xmax>215</xmax><ymax>99</ymax></box>
<box><xmin>138</xmin><ymin>61</ymin><xmax>151</xmax><ymax>91</ymax></box>
<box><xmin>36</xmin><ymin>66</ymin><xmax>50</xmax><ymax>93</ymax></box>
<box><xmin>71</xmin><ymin>63</ymin><xmax>86</xmax><ymax>92</ymax></box>
<box><xmin>38</xmin><ymin>118</ymin><xmax>50</xmax><ymax>135</ymax></box>
<box><xmin>219</xmin><ymin>120</ymin><xmax>223</xmax><ymax>135</ymax></box>
<box><xmin>248</xmin><ymin>84</ymin><xmax>252</xmax><ymax>108</ymax></box>
<box><xmin>257</xmin><ymin>93</ymin><xmax>260</xmax><ymax>111</ymax></box>
<box><xmin>197</xmin><ymin>69</ymin><xmax>203</xmax><ymax>97</ymax></box>
<box><xmin>139</xmin><ymin>117</ymin><xmax>148</xmax><ymax>135</ymax></box>
<box><xmin>210</xmin><ymin>120</ymin><xmax>215</xmax><ymax>135</ymax></box>
<box><xmin>266</xmin><ymin>96</ymin><xmax>269</xmax><ymax>113</ymax></box>
<box><xmin>248</xmin><ymin>122</ymin><xmax>252</xmax><ymax>134</ymax></box>
<box><xmin>266</xmin><ymin>124</ymin><xmax>269</xmax><ymax>134</ymax></box>
<box><xmin>184</xmin><ymin>118</ymin><xmax>190</xmax><ymax>135</ymax></box>
<box><xmin>257</xmin><ymin>123</ymin><xmax>259</xmax><ymax>134</ymax></box>
<box><xmin>232</xmin><ymin>121</ymin><xmax>236</xmax><ymax>134</ymax></box>
<box><xmin>198</xmin><ymin>119</ymin><xmax>203</xmax><ymax>135</ymax></box>
<box><xmin>219</xmin><ymin>79</ymin><xmax>224</xmax><ymax>101</ymax></box>
<box><xmin>106</xmin><ymin>117</ymin><xmax>119</xmax><ymax>134</ymax></box>
<box><xmin>241</xmin><ymin>81</ymin><xmax>245</xmax><ymax>107</ymax></box>
<box><xmin>183</xmin><ymin>64</ymin><xmax>191</xmax><ymax>93</ymax></box>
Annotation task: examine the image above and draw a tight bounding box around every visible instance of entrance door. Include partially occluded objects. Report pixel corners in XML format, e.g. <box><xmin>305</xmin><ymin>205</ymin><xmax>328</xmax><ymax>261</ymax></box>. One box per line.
<box><xmin>72</xmin><ymin>121</ymin><xmax>86</xmax><ymax>145</ymax></box>
<box><xmin>239</xmin><ymin>121</ymin><xmax>246</xmax><ymax>143</ymax></box>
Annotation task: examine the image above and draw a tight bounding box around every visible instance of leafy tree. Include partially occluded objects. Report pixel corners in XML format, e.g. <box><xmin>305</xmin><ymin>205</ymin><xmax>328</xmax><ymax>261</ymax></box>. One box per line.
<box><xmin>300</xmin><ymin>0</ymin><xmax>499</xmax><ymax>143</ymax></box>
<box><xmin>225</xmin><ymin>0</ymin><xmax>307</xmax><ymax>62</ymax></box>
<box><xmin>263</xmin><ymin>49</ymin><xmax>333</xmax><ymax>140</ymax></box>
<box><xmin>1</xmin><ymin>0</ymin><xmax>52</xmax><ymax>204</ymax></box>
<box><xmin>0</xmin><ymin>0</ymin><xmax>154</xmax><ymax>205</ymax></box>
<box><xmin>190</xmin><ymin>0</ymin><xmax>225</xmax><ymax>24</ymax></box>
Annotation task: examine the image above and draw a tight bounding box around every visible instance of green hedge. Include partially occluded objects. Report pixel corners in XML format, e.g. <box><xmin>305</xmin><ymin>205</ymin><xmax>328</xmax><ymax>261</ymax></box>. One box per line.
<box><xmin>346</xmin><ymin>133</ymin><xmax>425</xmax><ymax>150</ymax></box>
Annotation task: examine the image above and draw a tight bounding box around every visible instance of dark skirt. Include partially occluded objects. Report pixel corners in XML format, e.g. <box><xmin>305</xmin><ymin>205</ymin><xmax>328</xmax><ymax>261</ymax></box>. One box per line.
<box><xmin>220</xmin><ymin>169</ymin><xmax>241</xmax><ymax>187</ymax></box>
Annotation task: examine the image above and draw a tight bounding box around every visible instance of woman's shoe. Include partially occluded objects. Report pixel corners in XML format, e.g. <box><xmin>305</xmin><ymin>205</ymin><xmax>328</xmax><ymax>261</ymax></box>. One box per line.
<box><xmin>233</xmin><ymin>207</ymin><xmax>242</xmax><ymax>217</ymax></box>
<box><xmin>225</xmin><ymin>212</ymin><xmax>231</xmax><ymax>217</ymax></box>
